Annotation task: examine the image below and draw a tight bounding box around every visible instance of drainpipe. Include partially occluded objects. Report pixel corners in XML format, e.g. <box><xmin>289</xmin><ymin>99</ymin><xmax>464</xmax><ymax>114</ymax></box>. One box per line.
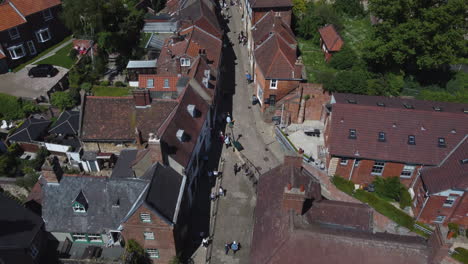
<box><xmin>348</xmin><ymin>159</ymin><xmax>356</xmax><ymax>181</ymax></box>
<box><xmin>416</xmin><ymin>194</ymin><xmax>429</xmax><ymax>221</ymax></box>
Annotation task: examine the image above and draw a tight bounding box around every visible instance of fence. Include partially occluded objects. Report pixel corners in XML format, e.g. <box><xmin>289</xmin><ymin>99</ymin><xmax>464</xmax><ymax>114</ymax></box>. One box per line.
<box><xmin>413</xmin><ymin>223</ymin><xmax>433</xmax><ymax>235</ymax></box>
<box><xmin>274</xmin><ymin>125</ymin><xmax>296</xmax><ymax>153</ymax></box>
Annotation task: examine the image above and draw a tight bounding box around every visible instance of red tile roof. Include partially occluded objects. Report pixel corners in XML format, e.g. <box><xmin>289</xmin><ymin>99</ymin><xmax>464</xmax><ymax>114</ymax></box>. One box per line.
<box><xmin>250</xmin><ymin>159</ymin><xmax>430</xmax><ymax>264</ymax></box>
<box><xmin>138</xmin><ymin>74</ymin><xmax>179</xmax><ymax>91</ymax></box>
<box><xmin>189</xmin><ymin>56</ymin><xmax>216</xmax><ymax>102</ymax></box>
<box><xmin>253</xmin><ymin>12</ymin><xmax>296</xmax><ymax>46</ymax></box>
<box><xmin>421</xmin><ymin>136</ymin><xmax>468</xmax><ymax>194</ymax></box>
<box><xmin>249</xmin><ymin>0</ymin><xmax>292</xmax><ymax>8</ymax></box>
<box><xmin>10</xmin><ymin>0</ymin><xmax>61</xmax><ymax>16</ymax></box>
<box><xmin>0</xmin><ymin>2</ymin><xmax>26</xmax><ymax>32</ymax></box>
<box><xmin>178</xmin><ymin>0</ymin><xmax>222</xmax><ymax>38</ymax></box>
<box><xmin>161</xmin><ymin>85</ymin><xmax>209</xmax><ymax>167</ymax></box>
<box><xmin>318</xmin><ymin>24</ymin><xmax>343</xmax><ymax>52</ymax></box>
<box><xmin>81</xmin><ymin>96</ymin><xmax>178</xmax><ymax>141</ymax></box>
<box><xmin>328</xmin><ymin>94</ymin><xmax>468</xmax><ymax>165</ymax></box>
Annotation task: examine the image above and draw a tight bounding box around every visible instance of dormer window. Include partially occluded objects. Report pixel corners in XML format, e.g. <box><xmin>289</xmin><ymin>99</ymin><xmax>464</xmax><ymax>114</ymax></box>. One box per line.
<box><xmin>438</xmin><ymin>137</ymin><xmax>446</xmax><ymax>147</ymax></box>
<box><xmin>347</xmin><ymin>99</ymin><xmax>357</xmax><ymax>104</ymax></box>
<box><xmin>9</xmin><ymin>27</ymin><xmax>20</xmax><ymax>40</ymax></box>
<box><xmin>180</xmin><ymin>58</ymin><xmax>190</xmax><ymax>66</ymax></box>
<box><xmin>176</xmin><ymin>129</ymin><xmax>186</xmax><ymax>142</ymax></box>
<box><xmin>408</xmin><ymin>135</ymin><xmax>416</xmax><ymax>145</ymax></box>
<box><xmin>403</xmin><ymin>103</ymin><xmax>414</xmax><ymax>109</ymax></box>
<box><xmin>72</xmin><ymin>190</ymin><xmax>88</xmax><ymax>213</ymax></box>
<box><xmin>270</xmin><ymin>79</ymin><xmax>277</xmax><ymax>89</ymax></box>
<box><xmin>73</xmin><ymin>202</ymin><xmax>86</xmax><ymax>213</ymax></box>
<box><xmin>187</xmin><ymin>104</ymin><xmax>197</xmax><ymax>117</ymax></box>
<box><xmin>433</xmin><ymin>106</ymin><xmax>442</xmax><ymax>111</ymax></box>
<box><xmin>348</xmin><ymin>129</ymin><xmax>356</xmax><ymax>139</ymax></box>
<box><xmin>378</xmin><ymin>132</ymin><xmax>386</xmax><ymax>142</ymax></box>
<box><xmin>376</xmin><ymin>102</ymin><xmax>385</xmax><ymax>107</ymax></box>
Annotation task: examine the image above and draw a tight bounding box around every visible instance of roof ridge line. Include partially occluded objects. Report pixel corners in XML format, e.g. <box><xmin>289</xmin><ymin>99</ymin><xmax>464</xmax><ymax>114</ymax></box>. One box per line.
<box><xmin>435</xmin><ymin>134</ymin><xmax>468</xmax><ymax>167</ymax></box>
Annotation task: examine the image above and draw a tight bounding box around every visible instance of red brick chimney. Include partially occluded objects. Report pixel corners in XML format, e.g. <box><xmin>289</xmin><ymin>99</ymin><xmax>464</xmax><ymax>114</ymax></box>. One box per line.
<box><xmin>147</xmin><ymin>133</ymin><xmax>163</xmax><ymax>163</ymax></box>
<box><xmin>133</xmin><ymin>89</ymin><xmax>151</xmax><ymax>107</ymax></box>
<box><xmin>284</xmin><ymin>153</ymin><xmax>303</xmax><ymax>169</ymax></box>
<box><xmin>41</xmin><ymin>156</ymin><xmax>63</xmax><ymax>183</ymax></box>
<box><xmin>282</xmin><ymin>184</ymin><xmax>306</xmax><ymax>215</ymax></box>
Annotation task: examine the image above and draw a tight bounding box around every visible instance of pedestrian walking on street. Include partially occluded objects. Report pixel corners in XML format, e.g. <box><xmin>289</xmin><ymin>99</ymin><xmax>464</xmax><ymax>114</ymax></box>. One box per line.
<box><xmin>225</xmin><ymin>242</ymin><xmax>231</xmax><ymax>255</ymax></box>
<box><xmin>219</xmin><ymin>131</ymin><xmax>225</xmax><ymax>143</ymax></box>
<box><xmin>224</xmin><ymin>135</ymin><xmax>231</xmax><ymax>148</ymax></box>
<box><xmin>231</xmin><ymin>241</ymin><xmax>239</xmax><ymax>254</ymax></box>
<box><xmin>226</xmin><ymin>112</ymin><xmax>232</xmax><ymax>124</ymax></box>
<box><xmin>218</xmin><ymin>186</ymin><xmax>225</xmax><ymax>197</ymax></box>
<box><xmin>210</xmin><ymin>192</ymin><xmax>217</xmax><ymax>201</ymax></box>
<box><xmin>202</xmin><ymin>237</ymin><xmax>210</xmax><ymax>248</ymax></box>
<box><xmin>234</xmin><ymin>163</ymin><xmax>239</xmax><ymax>175</ymax></box>
<box><xmin>245</xmin><ymin>71</ymin><xmax>251</xmax><ymax>83</ymax></box>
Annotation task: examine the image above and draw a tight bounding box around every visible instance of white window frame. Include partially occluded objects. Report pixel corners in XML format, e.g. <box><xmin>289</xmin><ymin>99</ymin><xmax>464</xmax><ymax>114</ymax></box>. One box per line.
<box><xmin>87</xmin><ymin>233</ymin><xmax>103</xmax><ymax>242</ymax></box>
<box><xmin>434</xmin><ymin>215</ymin><xmax>446</xmax><ymax>223</ymax></box>
<box><xmin>146</xmin><ymin>79</ymin><xmax>154</xmax><ymax>88</ymax></box>
<box><xmin>371</xmin><ymin>161</ymin><xmax>385</xmax><ymax>175</ymax></box>
<box><xmin>354</xmin><ymin>159</ymin><xmax>360</xmax><ymax>167</ymax></box>
<box><xmin>27</xmin><ymin>40</ymin><xmax>36</xmax><ymax>55</ymax></box>
<box><xmin>257</xmin><ymin>84</ymin><xmax>263</xmax><ymax>105</ymax></box>
<box><xmin>73</xmin><ymin>202</ymin><xmax>86</xmax><ymax>213</ymax></box>
<box><xmin>30</xmin><ymin>244</ymin><xmax>39</xmax><ymax>258</ymax></box>
<box><xmin>270</xmin><ymin>79</ymin><xmax>277</xmax><ymax>89</ymax></box>
<box><xmin>43</xmin><ymin>8</ymin><xmax>53</xmax><ymax>21</ymax></box>
<box><xmin>9</xmin><ymin>27</ymin><xmax>20</xmax><ymax>40</ymax></box>
<box><xmin>72</xmin><ymin>233</ymin><xmax>87</xmax><ymax>242</ymax></box>
<box><xmin>340</xmin><ymin>158</ymin><xmax>348</xmax><ymax>166</ymax></box>
<box><xmin>36</xmin><ymin>28</ymin><xmax>51</xmax><ymax>43</ymax></box>
<box><xmin>7</xmin><ymin>44</ymin><xmax>26</xmax><ymax>60</ymax></box>
<box><xmin>180</xmin><ymin>58</ymin><xmax>190</xmax><ymax>66</ymax></box>
<box><xmin>400</xmin><ymin>165</ymin><xmax>415</xmax><ymax>178</ymax></box>
<box><xmin>443</xmin><ymin>196</ymin><xmax>457</xmax><ymax>207</ymax></box>
<box><xmin>143</xmin><ymin>232</ymin><xmax>155</xmax><ymax>240</ymax></box>
<box><xmin>146</xmin><ymin>248</ymin><xmax>160</xmax><ymax>258</ymax></box>
<box><xmin>140</xmin><ymin>213</ymin><xmax>151</xmax><ymax>223</ymax></box>
<box><xmin>163</xmin><ymin>79</ymin><xmax>170</xmax><ymax>88</ymax></box>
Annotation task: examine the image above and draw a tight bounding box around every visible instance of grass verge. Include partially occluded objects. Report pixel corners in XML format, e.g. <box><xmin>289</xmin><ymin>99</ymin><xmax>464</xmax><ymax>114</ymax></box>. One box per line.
<box><xmin>452</xmin><ymin>247</ymin><xmax>468</xmax><ymax>264</ymax></box>
<box><xmin>13</xmin><ymin>35</ymin><xmax>72</xmax><ymax>72</ymax></box>
<box><xmin>92</xmin><ymin>86</ymin><xmax>131</xmax><ymax>97</ymax></box>
<box><xmin>34</xmin><ymin>43</ymin><xmax>75</xmax><ymax>69</ymax></box>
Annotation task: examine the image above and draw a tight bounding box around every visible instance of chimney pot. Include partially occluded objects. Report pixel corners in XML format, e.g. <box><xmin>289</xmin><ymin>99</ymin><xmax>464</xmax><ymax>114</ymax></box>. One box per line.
<box><xmin>287</xmin><ymin>183</ymin><xmax>292</xmax><ymax>190</ymax></box>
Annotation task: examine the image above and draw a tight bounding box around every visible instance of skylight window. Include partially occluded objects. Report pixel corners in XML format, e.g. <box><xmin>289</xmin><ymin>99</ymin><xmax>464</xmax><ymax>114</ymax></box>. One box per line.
<box><xmin>376</xmin><ymin>102</ymin><xmax>385</xmax><ymax>107</ymax></box>
<box><xmin>461</xmin><ymin>159</ymin><xmax>468</xmax><ymax>164</ymax></box>
<box><xmin>408</xmin><ymin>135</ymin><xmax>416</xmax><ymax>145</ymax></box>
<box><xmin>403</xmin><ymin>103</ymin><xmax>414</xmax><ymax>109</ymax></box>
<box><xmin>378</xmin><ymin>132</ymin><xmax>386</xmax><ymax>142</ymax></box>
<box><xmin>438</xmin><ymin>137</ymin><xmax>446</xmax><ymax>147</ymax></box>
<box><xmin>349</xmin><ymin>129</ymin><xmax>356</xmax><ymax>139</ymax></box>
<box><xmin>347</xmin><ymin>99</ymin><xmax>357</xmax><ymax>104</ymax></box>
<box><xmin>433</xmin><ymin>106</ymin><xmax>442</xmax><ymax>111</ymax></box>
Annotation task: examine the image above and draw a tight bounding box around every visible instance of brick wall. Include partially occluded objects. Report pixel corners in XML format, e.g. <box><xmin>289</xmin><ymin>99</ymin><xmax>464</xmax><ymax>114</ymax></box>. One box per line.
<box><xmin>19</xmin><ymin>142</ymin><xmax>40</xmax><ymax>152</ymax></box>
<box><xmin>418</xmin><ymin>192</ymin><xmax>467</xmax><ymax>228</ymax></box>
<box><xmin>121</xmin><ymin>205</ymin><xmax>176</xmax><ymax>264</ymax></box>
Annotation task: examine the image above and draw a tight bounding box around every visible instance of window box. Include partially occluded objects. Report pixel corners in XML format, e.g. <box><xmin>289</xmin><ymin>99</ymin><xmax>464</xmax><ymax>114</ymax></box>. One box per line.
<box><xmin>340</xmin><ymin>158</ymin><xmax>348</xmax><ymax>166</ymax></box>
<box><xmin>8</xmin><ymin>45</ymin><xmax>26</xmax><ymax>60</ymax></box>
<box><xmin>180</xmin><ymin>58</ymin><xmax>190</xmax><ymax>66</ymax></box>
<box><xmin>36</xmin><ymin>28</ymin><xmax>51</xmax><ymax>43</ymax></box>
<box><xmin>88</xmin><ymin>234</ymin><xmax>103</xmax><ymax>243</ymax></box>
<box><xmin>443</xmin><ymin>196</ymin><xmax>457</xmax><ymax>207</ymax></box>
<box><xmin>433</xmin><ymin>215</ymin><xmax>446</xmax><ymax>223</ymax></box>
<box><xmin>72</xmin><ymin>233</ymin><xmax>87</xmax><ymax>242</ymax></box>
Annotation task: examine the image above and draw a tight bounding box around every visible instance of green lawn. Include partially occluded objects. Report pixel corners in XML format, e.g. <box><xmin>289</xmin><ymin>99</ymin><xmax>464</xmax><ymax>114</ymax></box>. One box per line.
<box><xmin>13</xmin><ymin>35</ymin><xmax>72</xmax><ymax>72</ymax></box>
<box><xmin>298</xmin><ymin>17</ymin><xmax>372</xmax><ymax>82</ymax></box>
<box><xmin>34</xmin><ymin>42</ymin><xmax>76</xmax><ymax>69</ymax></box>
<box><xmin>92</xmin><ymin>86</ymin><xmax>131</xmax><ymax>97</ymax></box>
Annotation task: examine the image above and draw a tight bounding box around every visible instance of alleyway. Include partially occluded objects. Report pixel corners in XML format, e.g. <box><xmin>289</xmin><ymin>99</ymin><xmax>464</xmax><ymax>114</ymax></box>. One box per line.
<box><xmin>190</xmin><ymin>4</ymin><xmax>286</xmax><ymax>264</ymax></box>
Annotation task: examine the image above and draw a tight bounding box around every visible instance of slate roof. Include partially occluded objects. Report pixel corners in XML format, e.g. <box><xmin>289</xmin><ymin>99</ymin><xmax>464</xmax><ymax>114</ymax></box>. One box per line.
<box><xmin>10</xmin><ymin>0</ymin><xmax>61</xmax><ymax>16</ymax></box>
<box><xmin>0</xmin><ymin>2</ymin><xmax>26</xmax><ymax>32</ymax></box>
<box><xmin>42</xmin><ymin>175</ymin><xmax>148</xmax><ymax>233</ymax></box>
<box><xmin>111</xmin><ymin>149</ymin><xmax>138</xmax><ymax>179</ymax></box>
<box><xmin>0</xmin><ymin>192</ymin><xmax>43</xmax><ymax>249</ymax></box>
<box><xmin>318</xmin><ymin>24</ymin><xmax>343</xmax><ymax>52</ymax></box>
<box><xmin>8</xmin><ymin>116</ymin><xmax>51</xmax><ymax>143</ymax></box>
<box><xmin>49</xmin><ymin>110</ymin><xmax>79</xmax><ymax>136</ymax></box>
<box><xmin>161</xmin><ymin>85</ymin><xmax>209</xmax><ymax>167</ymax></box>
<box><xmin>421</xmin><ymin>135</ymin><xmax>468</xmax><ymax>194</ymax></box>
<box><xmin>122</xmin><ymin>163</ymin><xmax>185</xmax><ymax>224</ymax></box>
<box><xmin>254</xmin><ymin>15</ymin><xmax>301</xmax><ymax>80</ymax></box>
<box><xmin>248</xmin><ymin>0</ymin><xmax>292</xmax><ymax>8</ymax></box>
<box><xmin>250</xmin><ymin>158</ymin><xmax>430</xmax><ymax>264</ymax></box>
<box><xmin>328</xmin><ymin>93</ymin><xmax>468</xmax><ymax>165</ymax></box>
<box><xmin>81</xmin><ymin>96</ymin><xmax>178</xmax><ymax>141</ymax></box>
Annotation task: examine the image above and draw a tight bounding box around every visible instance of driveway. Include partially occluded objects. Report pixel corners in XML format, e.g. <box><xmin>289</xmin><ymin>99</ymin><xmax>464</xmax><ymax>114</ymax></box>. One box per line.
<box><xmin>0</xmin><ymin>66</ymin><xmax>68</xmax><ymax>99</ymax></box>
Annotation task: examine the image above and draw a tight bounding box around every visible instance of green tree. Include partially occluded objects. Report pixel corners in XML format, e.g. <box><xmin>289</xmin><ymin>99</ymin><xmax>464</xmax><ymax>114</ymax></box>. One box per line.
<box><xmin>124</xmin><ymin>239</ymin><xmax>150</xmax><ymax>264</ymax></box>
<box><xmin>329</xmin><ymin>70</ymin><xmax>369</xmax><ymax>94</ymax></box>
<box><xmin>51</xmin><ymin>92</ymin><xmax>76</xmax><ymax>110</ymax></box>
<box><xmin>333</xmin><ymin>0</ymin><xmax>365</xmax><ymax>17</ymax></box>
<box><xmin>292</xmin><ymin>0</ymin><xmax>307</xmax><ymax>19</ymax></box>
<box><xmin>0</xmin><ymin>154</ymin><xmax>17</xmax><ymax>177</ymax></box>
<box><xmin>373</xmin><ymin>177</ymin><xmax>402</xmax><ymax>201</ymax></box>
<box><xmin>151</xmin><ymin>0</ymin><xmax>166</xmax><ymax>12</ymax></box>
<box><xmin>296</xmin><ymin>2</ymin><xmax>343</xmax><ymax>41</ymax></box>
<box><xmin>330</xmin><ymin>45</ymin><xmax>358</xmax><ymax>70</ymax></box>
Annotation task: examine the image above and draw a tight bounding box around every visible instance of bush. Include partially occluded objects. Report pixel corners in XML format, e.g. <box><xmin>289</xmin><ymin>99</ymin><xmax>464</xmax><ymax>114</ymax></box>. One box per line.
<box><xmin>448</xmin><ymin>223</ymin><xmax>460</xmax><ymax>238</ymax></box>
<box><xmin>51</xmin><ymin>91</ymin><xmax>76</xmax><ymax>110</ymax></box>
<box><xmin>452</xmin><ymin>247</ymin><xmax>468</xmax><ymax>264</ymax></box>
<box><xmin>29</xmin><ymin>148</ymin><xmax>49</xmax><ymax>171</ymax></box>
<box><xmin>68</xmin><ymin>48</ymin><xmax>78</xmax><ymax>60</ymax></box>
<box><xmin>373</xmin><ymin>177</ymin><xmax>401</xmax><ymax>201</ymax></box>
<box><xmin>124</xmin><ymin>239</ymin><xmax>150</xmax><ymax>264</ymax></box>
<box><xmin>333</xmin><ymin>0</ymin><xmax>365</xmax><ymax>17</ymax></box>
<box><xmin>330</xmin><ymin>45</ymin><xmax>358</xmax><ymax>70</ymax></box>
<box><xmin>99</xmin><ymin>80</ymin><xmax>110</xmax><ymax>86</ymax></box>
<box><xmin>0</xmin><ymin>94</ymin><xmax>39</xmax><ymax>120</ymax></box>
<box><xmin>331</xmin><ymin>175</ymin><xmax>354</xmax><ymax>195</ymax></box>
<box><xmin>114</xmin><ymin>81</ymin><xmax>126</xmax><ymax>87</ymax></box>
<box><xmin>15</xmin><ymin>168</ymin><xmax>39</xmax><ymax>191</ymax></box>
<box><xmin>80</xmin><ymin>82</ymin><xmax>93</xmax><ymax>92</ymax></box>
<box><xmin>399</xmin><ymin>188</ymin><xmax>412</xmax><ymax>209</ymax></box>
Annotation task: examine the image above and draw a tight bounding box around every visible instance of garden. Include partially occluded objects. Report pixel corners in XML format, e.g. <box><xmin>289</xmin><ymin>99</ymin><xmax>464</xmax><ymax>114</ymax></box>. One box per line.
<box><xmin>34</xmin><ymin>42</ymin><xmax>76</xmax><ymax>69</ymax></box>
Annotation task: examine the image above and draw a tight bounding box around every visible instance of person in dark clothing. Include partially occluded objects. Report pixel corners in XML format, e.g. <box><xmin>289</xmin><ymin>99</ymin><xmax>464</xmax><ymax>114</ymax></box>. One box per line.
<box><xmin>225</xmin><ymin>242</ymin><xmax>231</xmax><ymax>254</ymax></box>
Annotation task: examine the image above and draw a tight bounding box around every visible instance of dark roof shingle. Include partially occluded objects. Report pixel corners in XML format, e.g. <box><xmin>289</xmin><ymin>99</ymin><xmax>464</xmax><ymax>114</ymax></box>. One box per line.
<box><xmin>8</xmin><ymin>116</ymin><xmax>50</xmax><ymax>143</ymax></box>
<box><xmin>49</xmin><ymin>110</ymin><xmax>79</xmax><ymax>136</ymax></box>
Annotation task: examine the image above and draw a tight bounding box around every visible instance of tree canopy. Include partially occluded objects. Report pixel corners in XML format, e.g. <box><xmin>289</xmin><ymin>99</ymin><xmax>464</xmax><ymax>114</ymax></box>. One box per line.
<box><xmin>51</xmin><ymin>91</ymin><xmax>76</xmax><ymax>110</ymax></box>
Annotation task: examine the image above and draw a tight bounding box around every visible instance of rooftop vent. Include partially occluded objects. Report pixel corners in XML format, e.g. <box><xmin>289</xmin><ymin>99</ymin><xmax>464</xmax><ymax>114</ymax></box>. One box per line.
<box><xmin>187</xmin><ymin>104</ymin><xmax>196</xmax><ymax>117</ymax></box>
<box><xmin>378</xmin><ymin>132</ymin><xmax>386</xmax><ymax>142</ymax></box>
<box><xmin>408</xmin><ymin>135</ymin><xmax>416</xmax><ymax>145</ymax></box>
<box><xmin>204</xmin><ymin>70</ymin><xmax>210</xmax><ymax>78</ymax></box>
<box><xmin>438</xmin><ymin>137</ymin><xmax>446</xmax><ymax>148</ymax></box>
<box><xmin>433</xmin><ymin>106</ymin><xmax>442</xmax><ymax>111</ymax></box>
<box><xmin>347</xmin><ymin>99</ymin><xmax>357</xmax><ymax>104</ymax></box>
<box><xmin>176</xmin><ymin>129</ymin><xmax>185</xmax><ymax>142</ymax></box>
<box><xmin>403</xmin><ymin>103</ymin><xmax>414</xmax><ymax>109</ymax></box>
<box><xmin>377</xmin><ymin>102</ymin><xmax>385</xmax><ymax>107</ymax></box>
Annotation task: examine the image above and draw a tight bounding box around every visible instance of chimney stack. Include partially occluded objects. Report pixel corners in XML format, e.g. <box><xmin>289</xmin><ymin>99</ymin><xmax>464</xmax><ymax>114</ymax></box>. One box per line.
<box><xmin>41</xmin><ymin>156</ymin><xmax>63</xmax><ymax>184</ymax></box>
<box><xmin>147</xmin><ymin>133</ymin><xmax>163</xmax><ymax>163</ymax></box>
<box><xmin>284</xmin><ymin>153</ymin><xmax>303</xmax><ymax>169</ymax></box>
<box><xmin>135</xmin><ymin>128</ymin><xmax>142</xmax><ymax>147</ymax></box>
<box><xmin>282</xmin><ymin>184</ymin><xmax>306</xmax><ymax>215</ymax></box>
<box><xmin>133</xmin><ymin>89</ymin><xmax>151</xmax><ymax>108</ymax></box>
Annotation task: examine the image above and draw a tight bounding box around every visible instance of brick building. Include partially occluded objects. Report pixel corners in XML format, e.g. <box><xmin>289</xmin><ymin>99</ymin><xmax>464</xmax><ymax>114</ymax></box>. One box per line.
<box><xmin>0</xmin><ymin>0</ymin><xmax>68</xmax><ymax>72</ymax></box>
<box><xmin>251</xmin><ymin>11</ymin><xmax>302</xmax><ymax>112</ymax></box>
<box><xmin>318</xmin><ymin>24</ymin><xmax>343</xmax><ymax>62</ymax></box>
<box><xmin>250</xmin><ymin>154</ymin><xmax>451</xmax><ymax>264</ymax></box>
<box><xmin>325</xmin><ymin>93</ymin><xmax>468</xmax><ymax>223</ymax></box>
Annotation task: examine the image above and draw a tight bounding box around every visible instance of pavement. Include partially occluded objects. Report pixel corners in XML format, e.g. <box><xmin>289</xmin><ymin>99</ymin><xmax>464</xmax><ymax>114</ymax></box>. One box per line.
<box><xmin>191</xmin><ymin>5</ymin><xmax>286</xmax><ymax>264</ymax></box>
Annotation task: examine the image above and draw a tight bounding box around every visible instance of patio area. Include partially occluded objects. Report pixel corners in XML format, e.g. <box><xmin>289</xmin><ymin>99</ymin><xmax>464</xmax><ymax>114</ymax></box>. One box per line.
<box><xmin>284</xmin><ymin>120</ymin><xmax>326</xmax><ymax>164</ymax></box>
<box><xmin>59</xmin><ymin>240</ymin><xmax>124</xmax><ymax>261</ymax></box>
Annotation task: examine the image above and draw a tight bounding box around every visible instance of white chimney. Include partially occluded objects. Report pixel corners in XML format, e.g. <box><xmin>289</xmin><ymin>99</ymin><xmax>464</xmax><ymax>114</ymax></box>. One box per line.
<box><xmin>187</xmin><ymin>104</ymin><xmax>196</xmax><ymax>117</ymax></box>
<box><xmin>176</xmin><ymin>129</ymin><xmax>185</xmax><ymax>142</ymax></box>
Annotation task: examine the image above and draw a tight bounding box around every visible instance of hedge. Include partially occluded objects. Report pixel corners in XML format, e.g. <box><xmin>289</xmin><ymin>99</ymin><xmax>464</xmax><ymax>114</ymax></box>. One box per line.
<box><xmin>452</xmin><ymin>247</ymin><xmax>468</xmax><ymax>264</ymax></box>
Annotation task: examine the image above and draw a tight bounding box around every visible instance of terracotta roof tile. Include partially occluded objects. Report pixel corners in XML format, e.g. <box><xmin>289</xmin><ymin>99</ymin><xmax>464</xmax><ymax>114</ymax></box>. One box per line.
<box><xmin>318</xmin><ymin>24</ymin><xmax>343</xmax><ymax>52</ymax></box>
<box><xmin>0</xmin><ymin>2</ymin><xmax>26</xmax><ymax>32</ymax></box>
<box><xmin>328</xmin><ymin>93</ymin><xmax>468</xmax><ymax>165</ymax></box>
<box><xmin>10</xmin><ymin>0</ymin><xmax>61</xmax><ymax>16</ymax></box>
<box><xmin>81</xmin><ymin>96</ymin><xmax>178</xmax><ymax>141</ymax></box>
<box><xmin>249</xmin><ymin>0</ymin><xmax>292</xmax><ymax>8</ymax></box>
<box><xmin>139</xmin><ymin>74</ymin><xmax>179</xmax><ymax>91</ymax></box>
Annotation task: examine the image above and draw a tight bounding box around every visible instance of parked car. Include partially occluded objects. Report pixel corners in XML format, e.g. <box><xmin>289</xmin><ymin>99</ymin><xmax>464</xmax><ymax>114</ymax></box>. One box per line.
<box><xmin>28</xmin><ymin>64</ymin><xmax>57</xmax><ymax>78</ymax></box>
